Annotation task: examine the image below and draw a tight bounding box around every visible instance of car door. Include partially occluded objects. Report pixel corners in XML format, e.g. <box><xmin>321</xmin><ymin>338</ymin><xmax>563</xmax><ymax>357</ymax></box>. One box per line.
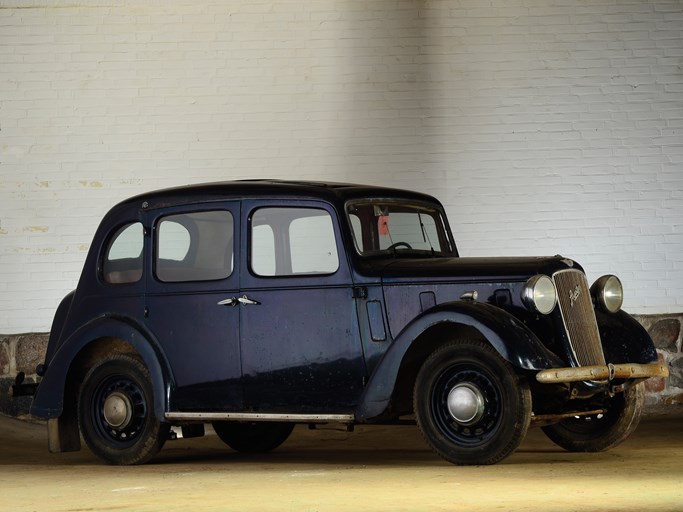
<box><xmin>239</xmin><ymin>200</ymin><xmax>365</xmax><ymax>412</ymax></box>
<box><xmin>145</xmin><ymin>202</ymin><xmax>242</xmax><ymax>411</ymax></box>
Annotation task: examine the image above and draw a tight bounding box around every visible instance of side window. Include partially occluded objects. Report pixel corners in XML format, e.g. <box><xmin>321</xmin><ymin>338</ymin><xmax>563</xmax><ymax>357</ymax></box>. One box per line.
<box><xmin>158</xmin><ymin>221</ymin><xmax>191</xmax><ymax>261</ymax></box>
<box><xmin>251</xmin><ymin>224</ymin><xmax>275</xmax><ymax>276</ymax></box>
<box><xmin>156</xmin><ymin>210</ymin><xmax>233</xmax><ymax>282</ymax></box>
<box><xmin>103</xmin><ymin>222</ymin><xmax>144</xmax><ymax>284</ymax></box>
<box><xmin>251</xmin><ymin>207</ymin><xmax>339</xmax><ymax>277</ymax></box>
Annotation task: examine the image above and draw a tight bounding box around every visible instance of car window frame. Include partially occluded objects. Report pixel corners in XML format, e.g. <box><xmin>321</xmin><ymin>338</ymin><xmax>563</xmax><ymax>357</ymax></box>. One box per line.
<box><xmin>155</xmin><ymin>209</ymin><xmax>235</xmax><ymax>284</ymax></box>
<box><xmin>249</xmin><ymin>205</ymin><xmax>341</xmax><ymax>278</ymax></box>
<box><xmin>344</xmin><ymin>198</ymin><xmax>457</xmax><ymax>258</ymax></box>
<box><xmin>101</xmin><ymin>220</ymin><xmax>145</xmax><ymax>286</ymax></box>
<box><xmin>241</xmin><ymin>199</ymin><xmax>352</xmax><ymax>289</ymax></box>
<box><xmin>145</xmin><ymin>202</ymin><xmax>241</xmax><ymax>294</ymax></box>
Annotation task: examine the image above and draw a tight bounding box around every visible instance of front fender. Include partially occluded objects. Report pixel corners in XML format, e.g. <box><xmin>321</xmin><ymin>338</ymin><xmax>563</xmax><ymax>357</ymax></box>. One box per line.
<box><xmin>596</xmin><ymin>309</ymin><xmax>658</xmax><ymax>364</ymax></box>
<box><xmin>30</xmin><ymin>316</ymin><xmax>172</xmax><ymax>420</ymax></box>
<box><xmin>356</xmin><ymin>301</ymin><xmax>563</xmax><ymax>420</ymax></box>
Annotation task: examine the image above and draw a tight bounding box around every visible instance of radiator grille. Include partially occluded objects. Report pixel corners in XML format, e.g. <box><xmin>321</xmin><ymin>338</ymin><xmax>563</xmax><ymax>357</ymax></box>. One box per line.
<box><xmin>553</xmin><ymin>269</ymin><xmax>606</xmax><ymax>367</ymax></box>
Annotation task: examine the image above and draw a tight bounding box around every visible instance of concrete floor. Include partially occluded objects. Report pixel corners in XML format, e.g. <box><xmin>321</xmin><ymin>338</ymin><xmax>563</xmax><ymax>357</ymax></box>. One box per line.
<box><xmin>1</xmin><ymin>411</ymin><xmax>682</xmax><ymax>512</ymax></box>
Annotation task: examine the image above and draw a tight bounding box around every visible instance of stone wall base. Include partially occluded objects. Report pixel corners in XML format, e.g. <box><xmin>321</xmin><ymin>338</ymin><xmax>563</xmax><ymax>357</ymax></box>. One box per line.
<box><xmin>2</xmin><ymin>314</ymin><xmax>682</xmax><ymax>418</ymax></box>
<box><xmin>632</xmin><ymin>314</ymin><xmax>683</xmax><ymax>406</ymax></box>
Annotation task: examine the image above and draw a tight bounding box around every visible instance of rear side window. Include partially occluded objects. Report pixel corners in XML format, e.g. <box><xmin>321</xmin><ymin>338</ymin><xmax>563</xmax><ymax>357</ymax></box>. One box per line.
<box><xmin>156</xmin><ymin>210</ymin><xmax>234</xmax><ymax>282</ymax></box>
<box><xmin>251</xmin><ymin>207</ymin><xmax>339</xmax><ymax>277</ymax></box>
<box><xmin>103</xmin><ymin>222</ymin><xmax>144</xmax><ymax>284</ymax></box>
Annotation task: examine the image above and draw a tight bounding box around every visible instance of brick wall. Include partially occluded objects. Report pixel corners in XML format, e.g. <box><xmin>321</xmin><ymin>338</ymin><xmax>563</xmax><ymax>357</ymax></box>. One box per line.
<box><xmin>1</xmin><ymin>1</ymin><xmax>682</xmax><ymax>333</ymax></box>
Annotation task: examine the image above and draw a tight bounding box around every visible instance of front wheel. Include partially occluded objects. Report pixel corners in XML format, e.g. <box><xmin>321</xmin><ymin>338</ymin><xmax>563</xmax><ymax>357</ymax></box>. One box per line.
<box><xmin>212</xmin><ymin>421</ymin><xmax>294</xmax><ymax>453</ymax></box>
<box><xmin>78</xmin><ymin>354</ymin><xmax>169</xmax><ymax>465</ymax></box>
<box><xmin>542</xmin><ymin>382</ymin><xmax>644</xmax><ymax>452</ymax></box>
<box><xmin>413</xmin><ymin>340</ymin><xmax>532</xmax><ymax>465</ymax></box>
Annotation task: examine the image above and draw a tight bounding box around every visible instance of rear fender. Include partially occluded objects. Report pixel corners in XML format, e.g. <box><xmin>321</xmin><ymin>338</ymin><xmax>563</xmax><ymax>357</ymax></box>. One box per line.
<box><xmin>44</xmin><ymin>290</ymin><xmax>76</xmax><ymax>364</ymax></box>
<box><xmin>356</xmin><ymin>301</ymin><xmax>563</xmax><ymax>420</ymax></box>
<box><xmin>31</xmin><ymin>316</ymin><xmax>172</xmax><ymax>421</ymax></box>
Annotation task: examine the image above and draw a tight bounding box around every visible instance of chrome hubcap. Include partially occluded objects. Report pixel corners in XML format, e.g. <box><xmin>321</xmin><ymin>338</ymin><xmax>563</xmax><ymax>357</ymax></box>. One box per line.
<box><xmin>447</xmin><ymin>383</ymin><xmax>485</xmax><ymax>425</ymax></box>
<box><xmin>103</xmin><ymin>392</ymin><xmax>133</xmax><ymax>429</ymax></box>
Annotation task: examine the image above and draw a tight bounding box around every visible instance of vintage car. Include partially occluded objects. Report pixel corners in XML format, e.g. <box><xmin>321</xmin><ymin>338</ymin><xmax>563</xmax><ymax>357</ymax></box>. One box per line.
<box><xmin>18</xmin><ymin>180</ymin><xmax>668</xmax><ymax>465</ymax></box>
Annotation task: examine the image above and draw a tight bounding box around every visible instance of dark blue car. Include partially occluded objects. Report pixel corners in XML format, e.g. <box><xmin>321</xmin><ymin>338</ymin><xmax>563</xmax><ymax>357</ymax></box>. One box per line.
<box><xmin>23</xmin><ymin>180</ymin><xmax>668</xmax><ymax>465</ymax></box>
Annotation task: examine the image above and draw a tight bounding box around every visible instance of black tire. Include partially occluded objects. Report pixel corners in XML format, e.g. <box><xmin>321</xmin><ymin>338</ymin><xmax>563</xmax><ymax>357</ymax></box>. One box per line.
<box><xmin>542</xmin><ymin>382</ymin><xmax>644</xmax><ymax>452</ymax></box>
<box><xmin>78</xmin><ymin>354</ymin><xmax>169</xmax><ymax>465</ymax></box>
<box><xmin>212</xmin><ymin>421</ymin><xmax>294</xmax><ymax>453</ymax></box>
<box><xmin>413</xmin><ymin>340</ymin><xmax>532</xmax><ymax>465</ymax></box>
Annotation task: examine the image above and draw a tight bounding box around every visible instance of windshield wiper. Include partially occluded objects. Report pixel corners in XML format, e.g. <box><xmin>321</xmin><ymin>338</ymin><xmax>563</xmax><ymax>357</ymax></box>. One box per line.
<box><xmin>418</xmin><ymin>213</ymin><xmax>437</xmax><ymax>256</ymax></box>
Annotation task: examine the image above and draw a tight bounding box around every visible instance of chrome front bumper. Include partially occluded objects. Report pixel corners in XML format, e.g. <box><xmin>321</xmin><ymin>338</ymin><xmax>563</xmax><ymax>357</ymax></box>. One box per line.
<box><xmin>536</xmin><ymin>362</ymin><xmax>669</xmax><ymax>384</ymax></box>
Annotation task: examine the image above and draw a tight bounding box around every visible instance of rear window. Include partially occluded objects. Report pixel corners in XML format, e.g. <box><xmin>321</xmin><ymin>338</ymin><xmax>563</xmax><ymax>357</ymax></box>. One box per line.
<box><xmin>103</xmin><ymin>222</ymin><xmax>144</xmax><ymax>284</ymax></box>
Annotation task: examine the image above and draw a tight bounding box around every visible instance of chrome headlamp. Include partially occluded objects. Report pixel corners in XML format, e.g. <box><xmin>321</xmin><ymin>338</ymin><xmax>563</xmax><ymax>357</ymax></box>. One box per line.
<box><xmin>522</xmin><ymin>275</ymin><xmax>557</xmax><ymax>315</ymax></box>
<box><xmin>591</xmin><ymin>274</ymin><xmax>623</xmax><ymax>313</ymax></box>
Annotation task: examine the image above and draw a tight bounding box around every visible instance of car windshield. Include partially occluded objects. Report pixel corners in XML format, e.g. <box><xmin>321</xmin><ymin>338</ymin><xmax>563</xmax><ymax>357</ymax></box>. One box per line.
<box><xmin>346</xmin><ymin>200</ymin><xmax>454</xmax><ymax>257</ymax></box>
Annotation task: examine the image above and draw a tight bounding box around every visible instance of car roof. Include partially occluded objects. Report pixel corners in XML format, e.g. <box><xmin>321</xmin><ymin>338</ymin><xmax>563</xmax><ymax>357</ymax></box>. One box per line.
<box><xmin>118</xmin><ymin>179</ymin><xmax>441</xmax><ymax>211</ymax></box>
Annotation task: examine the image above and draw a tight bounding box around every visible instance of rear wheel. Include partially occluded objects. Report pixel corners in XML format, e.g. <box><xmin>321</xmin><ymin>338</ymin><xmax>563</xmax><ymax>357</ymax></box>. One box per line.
<box><xmin>542</xmin><ymin>382</ymin><xmax>644</xmax><ymax>452</ymax></box>
<box><xmin>78</xmin><ymin>354</ymin><xmax>169</xmax><ymax>465</ymax></box>
<box><xmin>413</xmin><ymin>340</ymin><xmax>532</xmax><ymax>465</ymax></box>
<box><xmin>212</xmin><ymin>421</ymin><xmax>294</xmax><ymax>453</ymax></box>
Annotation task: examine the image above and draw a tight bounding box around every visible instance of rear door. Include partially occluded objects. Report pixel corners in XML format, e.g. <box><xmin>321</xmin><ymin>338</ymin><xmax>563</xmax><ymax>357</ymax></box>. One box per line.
<box><xmin>239</xmin><ymin>200</ymin><xmax>365</xmax><ymax>412</ymax></box>
<box><xmin>145</xmin><ymin>202</ymin><xmax>242</xmax><ymax>411</ymax></box>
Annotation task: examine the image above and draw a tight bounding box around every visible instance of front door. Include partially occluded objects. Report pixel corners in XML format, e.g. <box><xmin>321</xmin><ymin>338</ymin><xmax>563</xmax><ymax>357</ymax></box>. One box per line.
<box><xmin>239</xmin><ymin>200</ymin><xmax>365</xmax><ymax>412</ymax></box>
<box><xmin>145</xmin><ymin>202</ymin><xmax>242</xmax><ymax>411</ymax></box>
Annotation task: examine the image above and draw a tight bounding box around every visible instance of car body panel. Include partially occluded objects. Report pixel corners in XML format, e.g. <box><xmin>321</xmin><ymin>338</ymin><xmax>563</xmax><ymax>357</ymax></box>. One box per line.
<box><xmin>27</xmin><ymin>180</ymin><xmax>664</xmax><ymax>455</ymax></box>
<box><xmin>355</xmin><ymin>300</ymin><xmax>566</xmax><ymax>419</ymax></box>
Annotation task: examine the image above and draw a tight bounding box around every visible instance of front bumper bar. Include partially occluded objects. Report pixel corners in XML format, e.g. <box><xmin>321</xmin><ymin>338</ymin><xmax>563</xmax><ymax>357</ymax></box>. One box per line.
<box><xmin>536</xmin><ymin>362</ymin><xmax>669</xmax><ymax>384</ymax></box>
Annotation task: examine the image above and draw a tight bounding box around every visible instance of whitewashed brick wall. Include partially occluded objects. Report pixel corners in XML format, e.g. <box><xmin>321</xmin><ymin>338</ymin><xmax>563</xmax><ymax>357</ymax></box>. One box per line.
<box><xmin>1</xmin><ymin>0</ymin><xmax>682</xmax><ymax>333</ymax></box>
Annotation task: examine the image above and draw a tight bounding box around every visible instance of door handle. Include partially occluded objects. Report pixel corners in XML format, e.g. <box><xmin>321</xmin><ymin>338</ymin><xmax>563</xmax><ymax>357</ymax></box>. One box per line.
<box><xmin>218</xmin><ymin>295</ymin><xmax>260</xmax><ymax>306</ymax></box>
<box><xmin>237</xmin><ymin>295</ymin><xmax>260</xmax><ymax>306</ymax></box>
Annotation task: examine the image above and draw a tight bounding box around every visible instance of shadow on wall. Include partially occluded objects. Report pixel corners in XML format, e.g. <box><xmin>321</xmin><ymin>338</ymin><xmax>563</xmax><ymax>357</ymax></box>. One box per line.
<box><xmin>332</xmin><ymin>2</ymin><xmax>434</xmax><ymax>187</ymax></box>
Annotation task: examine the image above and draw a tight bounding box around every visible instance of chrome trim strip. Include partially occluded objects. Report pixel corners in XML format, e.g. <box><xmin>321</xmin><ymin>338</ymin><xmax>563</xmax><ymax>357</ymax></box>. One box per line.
<box><xmin>536</xmin><ymin>362</ymin><xmax>669</xmax><ymax>384</ymax></box>
<box><xmin>165</xmin><ymin>412</ymin><xmax>355</xmax><ymax>423</ymax></box>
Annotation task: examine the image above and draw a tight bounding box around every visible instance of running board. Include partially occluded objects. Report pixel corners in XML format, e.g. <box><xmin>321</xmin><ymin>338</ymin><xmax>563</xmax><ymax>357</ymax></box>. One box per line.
<box><xmin>165</xmin><ymin>412</ymin><xmax>355</xmax><ymax>423</ymax></box>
